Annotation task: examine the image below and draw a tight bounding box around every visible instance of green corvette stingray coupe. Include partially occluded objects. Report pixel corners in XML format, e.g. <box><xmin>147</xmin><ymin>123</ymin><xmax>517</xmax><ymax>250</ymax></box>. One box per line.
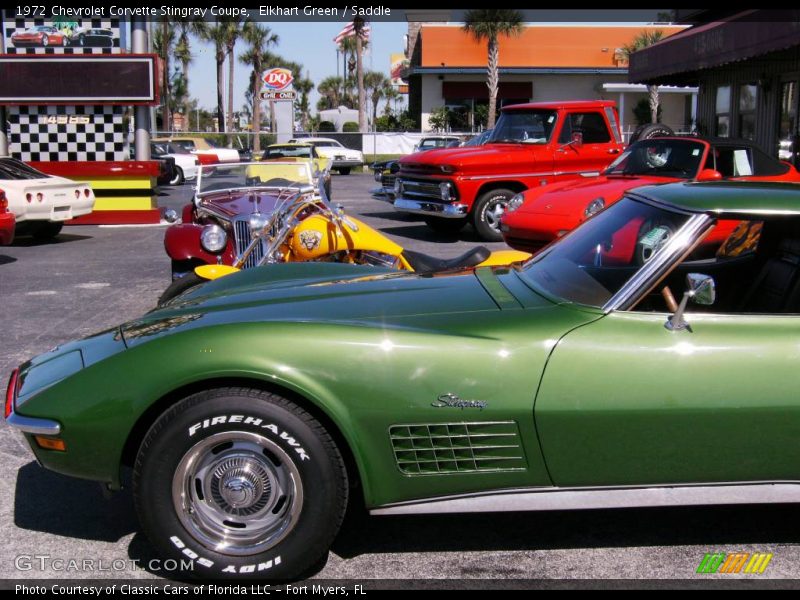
<box><xmin>7</xmin><ymin>181</ymin><xmax>800</xmax><ymax>579</ymax></box>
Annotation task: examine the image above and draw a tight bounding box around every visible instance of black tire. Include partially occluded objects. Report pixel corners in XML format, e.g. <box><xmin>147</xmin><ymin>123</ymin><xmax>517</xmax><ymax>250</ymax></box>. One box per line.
<box><xmin>423</xmin><ymin>216</ymin><xmax>467</xmax><ymax>236</ymax></box>
<box><xmin>158</xmin><ymin>272</ymin><xmax>205</xmax><ymax>306</ymax></box>
<box><xmin>40</xmin><ymin>34</ymin><xmax>48</xmax><ymax>47</ymax></box>
<box><xmin>628</xmin><ymin>123</ymin><xmax>675</xmax><ymax>144</ymax></box>
<box><xmin>133</xmin><ymin>388</ymin><xmax>348</xmax><ymax>580</ymax></box>
<box><xmin>170</xmin><ymin>166</ymin><xmax>185</xmax><ymax>186</ymax></box>
<box><xmin>337</xmin><ymin>168</ymin><xmax>351</xmax><ymax>176</ymax></box>
<box><xmin>472</xmin><ymin>188</ymin><xmax>516</xmax><ymax>242</ymax></box>
<box><xmin>31</xmin><ymin>222</ymin><xmax>63</xmax><ymax>240</ymax></box>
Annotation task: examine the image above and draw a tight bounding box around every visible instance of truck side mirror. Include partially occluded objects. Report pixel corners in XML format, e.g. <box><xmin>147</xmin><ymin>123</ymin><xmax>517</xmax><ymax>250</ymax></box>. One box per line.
<box><xmin>571</xmin><ymin>132</ymin><xmax>584</xmax><ymax>148</ymax></box>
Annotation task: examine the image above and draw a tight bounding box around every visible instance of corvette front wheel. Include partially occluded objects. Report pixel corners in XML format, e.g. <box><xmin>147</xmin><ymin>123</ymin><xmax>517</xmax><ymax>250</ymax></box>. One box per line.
<box><xmin>133</xmin><ymin>388</ymin><xmax>349</xmax><ymax>579</ymax></box>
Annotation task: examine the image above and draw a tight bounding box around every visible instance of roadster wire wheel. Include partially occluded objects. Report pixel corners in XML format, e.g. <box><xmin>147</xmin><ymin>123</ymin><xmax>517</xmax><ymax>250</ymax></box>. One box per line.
<box><xmin>172</xmin><ymin>430</ymin><xmax>304</xmax><ymax>556</ymax></box>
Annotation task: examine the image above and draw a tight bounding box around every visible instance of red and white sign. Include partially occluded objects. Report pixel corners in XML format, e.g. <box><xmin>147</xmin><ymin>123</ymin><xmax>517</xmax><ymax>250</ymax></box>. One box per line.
<box><xmin>262</xmin><ymin>68</ymin><xmax>294</xmax><ymax>91</ymax></box>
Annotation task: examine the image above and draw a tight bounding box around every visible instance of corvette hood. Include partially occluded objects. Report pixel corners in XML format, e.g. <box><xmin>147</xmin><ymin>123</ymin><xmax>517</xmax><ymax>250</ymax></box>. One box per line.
<box><xmin>121</xmin><ymin>263</ymin><xmax>541</xmax><ymax>346</ymax></box>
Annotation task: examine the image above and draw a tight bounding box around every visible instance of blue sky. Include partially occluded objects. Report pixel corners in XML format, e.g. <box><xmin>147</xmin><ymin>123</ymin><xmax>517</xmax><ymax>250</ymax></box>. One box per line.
<box><xmin>184</xmin><ymin>21</ymin><xmax>409</xmax><ymax>114</ymax></box>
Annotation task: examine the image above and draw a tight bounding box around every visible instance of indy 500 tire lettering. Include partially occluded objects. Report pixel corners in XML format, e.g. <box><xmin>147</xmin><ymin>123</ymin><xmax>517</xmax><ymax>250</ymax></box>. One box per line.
<box><xmin>133</xmin><ymin>387</ymin><xmax>348</xmax><ymax>579</ymax></box>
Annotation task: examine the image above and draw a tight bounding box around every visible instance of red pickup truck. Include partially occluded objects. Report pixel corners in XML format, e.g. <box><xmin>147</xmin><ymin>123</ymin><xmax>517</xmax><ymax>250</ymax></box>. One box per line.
<box><xmin>392</xmin><ymin>100</ymin><xmax>627</xmax><ymax>241</ymax></box>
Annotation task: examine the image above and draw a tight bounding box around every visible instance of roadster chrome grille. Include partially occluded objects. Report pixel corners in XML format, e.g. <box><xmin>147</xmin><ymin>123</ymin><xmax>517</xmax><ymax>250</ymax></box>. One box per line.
<box><xmin>389</xmin><ymin>421</ymin><xmax>526</xmax><ymax>475</ymax></box>
<box><xmin>232</xmin><ymin>217</ymin><xmax>265</xmax><ymax>268</ymax></box>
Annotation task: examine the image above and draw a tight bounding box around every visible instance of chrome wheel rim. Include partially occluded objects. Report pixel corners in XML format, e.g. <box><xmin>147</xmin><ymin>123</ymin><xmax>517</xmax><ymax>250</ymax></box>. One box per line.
<box><xmin>172</xmin><ymin>430</ymin><xmax>304</xmax><ymax>556</ymax></box>
<box><xmin>484</xmin><ymin>198</ymin><xmax>508</xmax><ymax>230</ymax></box>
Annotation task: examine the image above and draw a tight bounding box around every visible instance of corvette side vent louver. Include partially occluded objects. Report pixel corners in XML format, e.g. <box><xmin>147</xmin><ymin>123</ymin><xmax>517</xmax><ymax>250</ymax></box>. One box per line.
<box><xmin>389</xmin><ymin>421</ymin><xmax>527</xmax><ymax>475</ymax></box>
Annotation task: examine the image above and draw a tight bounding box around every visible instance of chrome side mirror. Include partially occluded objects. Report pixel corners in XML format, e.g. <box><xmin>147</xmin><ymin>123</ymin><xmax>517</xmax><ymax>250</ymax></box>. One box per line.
<box><xmin>666</xmin><ymin>273</ymin><xmax>716</xmax><ymax>333</ymax></box>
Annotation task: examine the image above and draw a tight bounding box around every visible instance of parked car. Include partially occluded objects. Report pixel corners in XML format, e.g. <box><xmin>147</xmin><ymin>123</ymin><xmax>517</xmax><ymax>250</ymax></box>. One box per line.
<box><xmin>150</xmin><ymin>142</ymin><xmax>200</xmax><ymax>185</ymax></box>
<box><xmin>128</xmin><ymin>147</ymin><xmax>176</xmax><ymax>187</ymax></box>
<box><xmin>10</xmin><ymin>26</ymin><xmax>68</xmax><ymax>47</ymax></box>
<box><xmin>370</xmin><ymin>159</ymin><xmax>400</xmax><ymax>199</ymax></box>
<box><xmin>261</xmin><ymin>143</ymin><xmax>331</xmax><ymax>197</ymax></box>
<box><xmin>163</xmin><ymin>161</ymin><xmax>321</xmax><ymax>280</ymax></box>
<box><xmin>392</xmin><ymin>100</ymin><xmax>630</xmax><ymax>241</ymax></box>
<box><xmin>69</xmin><ymin>28</ymin><xmax>114</xmax><ymax>47</ymax></box>
<box><xmin>413</xmin><ymin>135</ymin><xmax>462</xmax><ymax>152</ymax></box>
<box><xmin>0</xmin><ymin>190</ymin><xmax>15</xmax><ymax>246</ymax></box>
<box><xmin>287</xmin><ymin>137</ymin><xmax>363</xmax><ymax>175</ymax></box>
<box><xmin>0</xmin><ymin>158</ymin><xmax>94</xmax><ymax>240</ymax></box>
<box><xmin>152</xmin><ymin>137</ymin><xmax>240</xmax><ymax>164</ymax></box>
<box><xmin>8</xmin><ymin>181</ymin><xmax>800</xmax><ymax>580</ymax></box>
<box><xmin>501</xmin><ymin>136</ymin><xmax>800</xmax><ymax>254</ymax></box>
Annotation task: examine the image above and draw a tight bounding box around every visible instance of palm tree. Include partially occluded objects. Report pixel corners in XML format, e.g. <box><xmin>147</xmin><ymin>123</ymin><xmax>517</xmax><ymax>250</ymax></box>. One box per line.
<box><xmin>353</xmin><ymin>18</ymin><xmax>367</xmax><ymax>132</ymax></box>
<box><xmin>318</xmin><ymin>76</ymin><xmax>344</xmax><ymax>110</ymax></box>
<box><xmin>462</xmin><ymin>10</ymin><xmax>524</xmax><ymax>129</ymax></box>
<box><xmin>200</xmin><ymin>24</ymin><xmax>230</xmax><ymax>132</ymax></box>
<box><xmin>383</xmin><ymin>84</ymin><xmax>400</xmax><ymax>116</ymax></box>
<box><xmin>364</xmin><ymin>71</ymin><xmax>389</xmax><ymax>128</ymax></box>
<box><xmin>174</xmin><ymin>18</ymin><xmax>207</xmax><ymax>126</ymax></box>
<box><xmin>622</xmin><ymin>30</ymin><xmax>665</xmax><ymax>124</ymax></box>
<box><xmin>294</xmin><ymin>72</ymin><xmax>314</xmax><ymax>132</ymax></box>
<box><xmin>239</xmin><ymin>22</ymin><xmax>279</xmax><ymax>153</ymax></box>
<box><xmin>222</xmin><ymin>17</ymin><xmax>248</xmax><ymax>133</ymax></box>
<box><xmin>153</xmin><ymin>20</ymin><xmax>176</xmax><ymax>132</ymax></box>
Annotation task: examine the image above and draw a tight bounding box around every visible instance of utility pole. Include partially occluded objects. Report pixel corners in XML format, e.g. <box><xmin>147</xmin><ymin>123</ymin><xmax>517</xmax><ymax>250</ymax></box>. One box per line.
<box><xmin>132</xmin><ymin>17</ymin><xmax>151</xmax><ymax>160</ymax></box>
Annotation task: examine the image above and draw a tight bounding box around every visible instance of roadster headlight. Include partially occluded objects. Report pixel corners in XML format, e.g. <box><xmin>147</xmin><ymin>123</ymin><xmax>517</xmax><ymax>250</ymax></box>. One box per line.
<box><xmin>248</xmin><ymin>213</ymin><xmax>270</xmax><ymax>235</ymax></box>
<box><xmin>200</xmin><ymin>224</ymin><xmax>227</xmax><ymax>254</ymax></box>
<box><xmin>584</xmin><ymin>197</ymin><xmax>606</xmax><ymax>218</ymax></box>
<box><xmin>506</xmin><ymin>193</ymin><xmax>526</xmax><ymax>214</ymax></box>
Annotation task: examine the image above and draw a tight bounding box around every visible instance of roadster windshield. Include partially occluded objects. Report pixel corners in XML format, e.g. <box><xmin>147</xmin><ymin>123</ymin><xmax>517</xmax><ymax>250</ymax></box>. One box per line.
<box><xmin>487</xmin><ymin>110</ymin><xmax>558</xmax><ymax>144</ymax></box>
<box><xmin>520</xmin><ymin>198</ymin><xmax>692</xmax><ymax>307</ymax></box>
<box><xmin>197</xmin><ymin>162</ymin><xmax>314</xmax><ymax>195</ymax></box>
<box><xmin>604</xmin><ymin>139</ymin><xmax>706</xmax><ymax>178</ymax></box>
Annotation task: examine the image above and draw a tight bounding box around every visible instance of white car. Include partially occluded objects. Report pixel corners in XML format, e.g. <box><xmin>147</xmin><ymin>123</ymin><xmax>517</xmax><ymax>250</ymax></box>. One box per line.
<box><xmin>288</xmin><ymin>137</ymin><xmax>364</xmax><ymax>175</ymax></box>
<box><xmin>152</xmin><ymin>137</ymin><xmax>241</xmax><ymax>164</ymax></box>
<box><xmin>151</xmin><ymin>142</ymin><xmax>200</xmax><ymax>185</ymax></box>
<box><xmin>0</xmin><ymin>157</ymin><xmax>95</xmax><ymax>239</ymax></box>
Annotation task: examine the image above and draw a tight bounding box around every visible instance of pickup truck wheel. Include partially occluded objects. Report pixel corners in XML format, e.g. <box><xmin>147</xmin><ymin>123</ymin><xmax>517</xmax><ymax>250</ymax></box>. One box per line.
<box><xmin>133</xmin><ymin>388</ymin><xmax>348</xmax><ymax>580</ymax></box>
<box><xmin>169</xmin><ymin>167</ymin><xmax>185</xmax><ymax>186</ymax></box>
<box><xmin>31</xmin><ymin>222</ymin><xmax>63</xmax><ymax>240</ymax></box>
<box><xmin>337</xmin><ymin>168</ymin><xmax>352</xmax><ymax>175</ymax></box>
<box><xmin>473</xmin><ymin>189</ymin><xmax>514</xmax><ymax>242</ymax></box>
<box><xmin>423</xmin><ymin>216</ymin><xmax>467</xmax><ymax>235</ymax></box>
<box><xmin>158</xmin><ymin>272</ymin><xmax>205</xmax><ymax>306</ymax></box>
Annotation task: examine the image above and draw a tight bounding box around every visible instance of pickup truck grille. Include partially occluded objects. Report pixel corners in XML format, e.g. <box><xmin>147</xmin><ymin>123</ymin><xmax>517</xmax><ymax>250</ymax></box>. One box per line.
<box><xmin>389</xmin><ymin>421</ymin><xmax>526</xmax><ymax>475</ymax></box>
<box><xmin>399</xmin><ymin>178</ymin><xmax>446</xmax><ymax>201</ymax></box>
<box><xmin>232</xmin><ymin>217</ymin><xmax>266</xmax><ymax>268</ymax></box>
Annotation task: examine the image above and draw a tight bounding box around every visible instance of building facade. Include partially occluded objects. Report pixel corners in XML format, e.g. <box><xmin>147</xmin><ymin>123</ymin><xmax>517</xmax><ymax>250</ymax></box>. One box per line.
<box><xmin>628</xmin><ymin>9</ymin><xmax>800</xmax><ymax>163</ymax></box>
<box><xmin>404</xmin><ymin>20</ymin><xmax>691</xmax><ymax>136</ymax></box>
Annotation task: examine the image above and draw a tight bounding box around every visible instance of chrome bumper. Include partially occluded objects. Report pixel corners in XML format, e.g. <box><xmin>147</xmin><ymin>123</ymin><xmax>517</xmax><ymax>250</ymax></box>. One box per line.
<box><xmin>5</xmin><ymin>407</ymin><xmax>62</xmax><ymax>436</ymax></box>
<box><xmin>393</xmin><ymin>198</ymin><xmax>468</xmax><ymax>219</ymax></box>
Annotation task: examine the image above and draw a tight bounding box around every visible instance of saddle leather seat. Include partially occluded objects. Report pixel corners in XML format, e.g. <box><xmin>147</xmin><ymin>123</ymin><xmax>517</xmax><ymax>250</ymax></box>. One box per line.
<box><xmin>401</xmin><ymin>246</ymin><xmax>491</xmax><ymax>274</ymax></box>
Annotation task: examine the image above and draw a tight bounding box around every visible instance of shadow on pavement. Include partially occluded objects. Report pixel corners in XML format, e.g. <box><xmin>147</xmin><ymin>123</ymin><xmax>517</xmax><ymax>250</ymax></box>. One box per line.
<box><xmin>14</xmin><ymin>462</ymin><xmax>138</xmax><ymax>542</ymax></box>
<box><xmin>11</xmin><ymin>234</ymin><xmax>93</xmax><ymax>247</ymax></box>
<box><xmin>331</xmin><ymin>503</ymin><xmax>800</xmax><ymax>560</ymax></box>
<box><xmin>359</xmin><ymin>211</ymin><xmax>420</xmax><ymax>223</ymax></box>
<box><xmin>378</xmin><ymin>224</ymin><xmax>484</xmax><ymax>244</ymax></box>
<box><xmin>0</xmin><ymin>255</ymin><xmax>17</xmax><ymax>266</ymax></box>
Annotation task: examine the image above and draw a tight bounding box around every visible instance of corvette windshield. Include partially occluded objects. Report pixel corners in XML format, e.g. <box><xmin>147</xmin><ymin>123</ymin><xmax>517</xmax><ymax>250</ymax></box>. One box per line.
<box><xmin>487</xmin><ymin>110</ymin><xmax>558</xmax><ymax>144</ymax></box>
<box><xmin>520</xmin><ymin>198</ymin><xmax>691</xmax><ymax>307</ymax></box>
<box><xmin>604</xmin><ymin>139</ymin><xmax>706</xmax><ymax>178</ymax></box>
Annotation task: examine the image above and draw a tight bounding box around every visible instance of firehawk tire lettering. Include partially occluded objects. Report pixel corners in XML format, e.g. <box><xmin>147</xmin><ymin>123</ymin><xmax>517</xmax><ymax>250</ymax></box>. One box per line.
<box><xmin>187</xmin><ymin>414</ymin><xmax>311</xmax><ymax>461</ymax></box>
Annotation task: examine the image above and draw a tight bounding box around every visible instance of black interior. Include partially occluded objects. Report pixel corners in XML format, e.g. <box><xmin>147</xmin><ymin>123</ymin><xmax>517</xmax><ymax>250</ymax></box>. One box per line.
<box><xmin>402</xmin><ymin>247</ymin><xmax>492</xmax><ymax>274</ymax></box>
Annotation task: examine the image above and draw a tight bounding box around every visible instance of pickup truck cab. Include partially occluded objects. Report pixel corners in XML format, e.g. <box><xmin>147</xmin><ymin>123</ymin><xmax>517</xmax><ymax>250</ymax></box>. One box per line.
<box><xmin>393</xmin><ymin>100</ymin><xmax>625</xmax><ymax>241</ymax></box>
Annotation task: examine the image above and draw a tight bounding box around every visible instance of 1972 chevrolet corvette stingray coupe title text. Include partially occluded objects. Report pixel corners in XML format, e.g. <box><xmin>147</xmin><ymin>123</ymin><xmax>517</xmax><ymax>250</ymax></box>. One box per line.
<box><xmin>6</xmin><ymin>181</ymin><xmax>800</xmax><ymax>579</ymax></box>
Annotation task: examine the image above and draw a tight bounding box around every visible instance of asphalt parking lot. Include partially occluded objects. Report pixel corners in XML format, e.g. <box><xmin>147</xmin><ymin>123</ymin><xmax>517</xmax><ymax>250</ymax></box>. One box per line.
<box><xmin>2</xmin><ymin>173</ymin><xmax>800</xmax><ymax>585</ymax></box>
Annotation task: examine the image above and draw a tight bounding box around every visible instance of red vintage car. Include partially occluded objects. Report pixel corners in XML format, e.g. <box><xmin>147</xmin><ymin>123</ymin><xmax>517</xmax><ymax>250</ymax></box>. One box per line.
<box><xmin>11</xmin><ymin>26</ymin><xmax>69</xmax><ymax>47</ymax></box>
<box><xmin>391</xmin><ymin>100</ymin><xmax>628</xmax><ymax>241</ymax></box>
<box><xmin>0</xmin><ymin>190</ymin><xmax>15</xmax><ymax>246</ymax></box>
<box><xmin>501</xmin><ymin>137</ymin><xmax>800</xmax><ymax>254</ymax></box>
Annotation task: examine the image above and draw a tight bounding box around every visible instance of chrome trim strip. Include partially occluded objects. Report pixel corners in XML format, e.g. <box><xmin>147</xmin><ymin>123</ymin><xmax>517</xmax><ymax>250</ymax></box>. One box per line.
<box><xmin>370</xmin><ymin>482</ymin><xmax>800</xmax><ymax>515</ymax></box>
<box><xmin>393</xmin><ymin>198</ymin><xmax>468</xmax><ymax>218</ymax></box>
<box><xmin>462</xmin><ymin>170</ymin><xmax>602</xmax><ymax>181</ymax></box>
<box><xmin>5</xmin><ymin>412</ymin><xmax>62</xmax><ymax>436</ymax></box>
<box><xmin>602</xmin><ymin>213</ymin><xmax>713</xmax><ymax>313</ymax></box>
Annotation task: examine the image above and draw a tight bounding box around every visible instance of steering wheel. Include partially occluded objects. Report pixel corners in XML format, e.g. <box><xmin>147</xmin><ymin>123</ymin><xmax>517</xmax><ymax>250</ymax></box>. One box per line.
<box><xmin>634</xmin><ymin>220</ymin><xmax>676</xmax><ymax>266</ymax></box>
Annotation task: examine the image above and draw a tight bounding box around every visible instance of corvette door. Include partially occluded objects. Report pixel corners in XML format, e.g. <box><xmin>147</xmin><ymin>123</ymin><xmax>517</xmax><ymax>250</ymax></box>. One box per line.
<box><xmin>534</xmin><ymin>311</ymin><xmax>800</xmax><ymax>487</ymax></box>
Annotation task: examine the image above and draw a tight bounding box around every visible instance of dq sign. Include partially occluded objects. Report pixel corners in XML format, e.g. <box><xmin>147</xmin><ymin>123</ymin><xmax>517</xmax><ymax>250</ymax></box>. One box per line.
<box><xmin>262</xmin><ymin>68</ymin><xmax>294</xmax><ymax>91</ymax></box>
